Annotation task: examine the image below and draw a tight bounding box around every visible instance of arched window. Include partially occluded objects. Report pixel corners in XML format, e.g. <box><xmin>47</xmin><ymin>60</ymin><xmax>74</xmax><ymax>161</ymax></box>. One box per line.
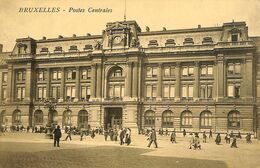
<box><xmin>108</xmin><ymin>66</ymin><xmax>125</xmax><ymax>100</ymax></box>
<box><xmin>12</xmin><ymin>110</ymin><xmax>21</xmax><ymax>125</ymax></box>
<box><xmin>228</xmin><ymin>110</ymin><xmax>240</xmax><ymax>128</ymax></box>
<box><xmin>181</xmin><ymin>110</ymin><xmax>192</xmax><ymax>127</ymax></box>
<box><xmin>200</xmin><ymin>111</ymin><xmax>212</xmax><ymax>128</ymax></box>
<box><xmin>109</xmin><ymin>67</ymin><xmax>123</xmax><ymax>77</ymax></box>
<box><xmin>34</xmin><ymin>110</ymin><xmax>43</xmax><ymax>125</ymax></box>
<box><xmin>162</xmin><ymin>110</ymin><xmax>174</xmax><ymax>128</ymax></box>
<box><xmin>0</xmin><ymin>110</ymin><xmax>6</xmax><ymax>125</ymax></box>
<box><xmin>78</xmin><ymin>110</ymin><xmax>88</xmax><ymax>128</ymax></box>
<box><xmin>63</xmin><ymin>110</ymin><xmax>72</xmax><ymax>127</ymax></box>
<box><xmin>48</xmin><ymin>110</ymin><xmax>58</xmax><ymax>124</ymax></box>
<box><xmin>144</xmin><ymin>110</ymin><xmax>155</xmax><ymax>127</ymax></box>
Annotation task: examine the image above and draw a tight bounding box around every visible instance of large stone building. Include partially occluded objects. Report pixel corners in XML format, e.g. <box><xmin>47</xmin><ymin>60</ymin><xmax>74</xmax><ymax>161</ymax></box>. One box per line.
<box><xmin>0</xmin><ymin>20</ymin><xmax>260</xmax><ymax>137</ymax></box>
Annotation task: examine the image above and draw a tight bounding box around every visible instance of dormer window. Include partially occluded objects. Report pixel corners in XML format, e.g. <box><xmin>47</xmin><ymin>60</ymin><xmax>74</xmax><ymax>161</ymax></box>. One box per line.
<box><xmin>84</xmin><ymin>45</ymin><xmax>93</xmax><ymax>50</ymax></box>
<box><xmin>231</xmin><ymin>34</ymin><xmax>238</xmax><ymax>42</ymax></box>
<box><xmin>69</xmin><ymin>45</ymin><xmax>78</xmax><ymax>52</ymax></box>
<box><xmin>202</xmin><ymin>37</ymin><xmax>213</xmax><ymax>44</ymax></box>
<box><xmin>183</xmin><ymin>38</ymin><xmax>194</xmax><ymax>45</ymax></box>
<box><xmin>54</xmin><ymin>46</ymin><xmax>62</xmax><ymax>53</ymax></box>
<box><xmin>165</xmin><ymin>39</ymin><xmax>176</xmax><ymax>47</ymax></box>
<box><xmin>148</xmin><ymin>40</ymin><xmax>158</xmax><ymax>47</ymax></box>
<box><xmin>40</xmin><ymin>47</ymin><xmax>49</xmax><ymax>53</ymax></box>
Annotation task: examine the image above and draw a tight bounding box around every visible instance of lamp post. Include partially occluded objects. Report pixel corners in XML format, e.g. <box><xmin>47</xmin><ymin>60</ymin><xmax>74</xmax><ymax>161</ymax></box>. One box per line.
<box><xmin>43</xmin><ymin>98</ymin><xmax>57</xmax><ymax>139</ymax></box>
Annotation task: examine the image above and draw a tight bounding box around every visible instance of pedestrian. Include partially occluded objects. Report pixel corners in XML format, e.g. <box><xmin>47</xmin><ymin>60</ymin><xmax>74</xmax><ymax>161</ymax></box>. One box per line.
<box><xmin>80</xmin><ymin>130</ymin><xmax>84</xmax><ymax>141</ymax></box>
<box><xmin>170</xmin><ymin>130</ymin><xmax>176</xmax><ymax>143</ymax></box>
<box><xmin>183</xmin><ymin>129</ymin><xmax>186</xmax><ymax>137</ymax></box>
<box><xmin>225</xmin><ymin>132</ymin><xmax>230</xmax><ymax>144</ymax></box>
<box><xmin>203</xmin><ymin>131</ymin><xmax>207</xmax><ymax>143</ymax></box>
<box><xmin>53</xmin><ymin>125</ymin><xmax>62</xmax><ymax>147</ymax></box>
<box><xmin>237</xmin><ymin>131</ymin><xmax>242</xmax><ymax>139</ymax></box>
<box><xmin>91</xmin><ymin>129</ymin><xmax>95</xmax><ymax>139</ymax></box>
<box><xmin>230</xmin><ymin>131</ymin><xmax>234</xmax><ymax>138</ymax></box>
<box><xmin>209</xmin><ymin>129</ymin><xmax>213</xmax><ymax>138</ymax></box>
<box><xmin>194</xmin><ymin>133</ymin><xmax>201</xmax><ymax>150</ymax></box>
<box><xmin>147</xmin><ymin>129</ymin><xmax>158</xmax><ymax>148</ymax></box>
<box><xmin>189</xmin><ymin>133</ymin><xmax>195</xmax><ymax>149</ymax></box>
<box><xmin>231</xmin><ymin>136</ymin><xmax>238</xmax><ymax>148</ymax></box>
<box><xmin>65</xmin><ymin>129</ymin><xmax>72</xmax><ymax>141</ymax></box>
<box><xmin>215</xmin><ymin>133</ymin><xmax>221</xmax><ymax>145</ymax></box>
<box><xmin>113</xmin><ymin>129</ymin><xmax>118</xmax><ymax>142</ymax></box>
<box><xmin>165</xmin><ymin>128</ymin><xmax>169</xmax><ymax>136</ymax></box>
<box><xmin>26</xmin><ymin>126</ymin><xmax>30</xmax><ymax>133</ymax></box>
<box><xmin>119</xmin><ymin>128</ymin><xmax>125</xmax><ymax>145</ymax></box>
<box><xmin>125</xmin><ymin>128</ymin><xmax>131</xmax><ymax>145</ymax></box>
<box><xmin>246</xmin><ymin>133</ymin><xmax>252</xmax><ymax>143</ymax></box>
<box><xmin>104</xmin><ymin>129</ymin><xmax>108</xmax><ymax>141</ymax></box>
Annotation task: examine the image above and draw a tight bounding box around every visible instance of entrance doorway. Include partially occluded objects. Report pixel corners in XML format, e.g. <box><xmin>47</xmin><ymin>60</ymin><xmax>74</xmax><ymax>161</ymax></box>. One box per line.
<box><xmin>105</xmin><ymin>107</ymin><xmax>123</xmax><ymax>129</ymax></box>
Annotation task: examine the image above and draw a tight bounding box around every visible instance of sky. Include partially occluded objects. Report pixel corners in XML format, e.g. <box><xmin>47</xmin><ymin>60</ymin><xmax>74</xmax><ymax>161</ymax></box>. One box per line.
<box><xmin>0</xmin><ymin>0</ymin><xmax>260</xmax><ymax>52</ymax></box>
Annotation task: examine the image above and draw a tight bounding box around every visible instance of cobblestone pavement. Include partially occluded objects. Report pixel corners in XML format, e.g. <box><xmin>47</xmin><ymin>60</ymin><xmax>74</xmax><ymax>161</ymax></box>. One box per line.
<box><xmin>0</xmin><ymin>133</ymin><xmax>259</xmax><ymax>168</ymax></box>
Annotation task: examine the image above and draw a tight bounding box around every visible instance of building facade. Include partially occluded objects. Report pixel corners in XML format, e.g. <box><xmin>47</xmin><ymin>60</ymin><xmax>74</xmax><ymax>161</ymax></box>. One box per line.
<box><xmin>0</xmin><ymin>20</ymin><xmax>260</xmax><ymax>136</ymax></box>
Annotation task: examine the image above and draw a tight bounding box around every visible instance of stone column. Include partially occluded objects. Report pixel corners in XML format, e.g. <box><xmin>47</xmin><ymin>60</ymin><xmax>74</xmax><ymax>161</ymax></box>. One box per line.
<box><xmin>96</xmin><ymin>63</ymin><xmax>102</xmax><ymax>99</ymax></box>
<box><xmin>125</xmin><ymin>62</ymin><xmax>133</xmax><ymax>98</ymax></box>
<box><xmin>90</xmin><ymin>64</ymin><xmax>97</xmax><ymax>99</ymax></box>
<box><xmin>194</xmin><ymin>62</ymin><xmax>200</xmax><ymax>101</ymax></box>
<box><xmin>59</xmin><ymin>67</ymin><xmax>65</xmax><ymax>102</ymax></box>
<box><xmin>132</xmin><ymin>62</ymin><xmax>138</xmax><ymax>98</ymax></box>
<box><xmin>25</xmin><ymin>63</ymin><xmax>32</xmax><ymax>102</ymax></box>
<box><xmin>74</xmin><ymin>66</ymin><xmax>80</xmax><ymax>102</ymax></box>
<box><xmin>216</xmin><ymin>54</ymin><xmax>225</xmax><ymax>101</ymax></box>
<box><xmin>46</xmin><ymin>68</ymin><xmax>51</xmax><ymax>98</ymax></box>
<box><xmin>156</xmin><ymin>63</ymin><xmax>162</xmax><ymax>101</ymax></box>
<box><xmin>175</xmin><ymin>62</ymin><xmax>181</xmax><ymax>101</ymax></box>
<box><xmin>0</xmin><ymin>72</ymin><xmax>2</xmax><ymax>103</ymax></box>
<box><xmin>7</xmin><ymin>65</ymin><xmax>15</xmax><ymax>102</ymax></box>
<box><xmin>245</xmin><ymin>53</ymin><xmax>253</xmax><ymax>100</ymax></box>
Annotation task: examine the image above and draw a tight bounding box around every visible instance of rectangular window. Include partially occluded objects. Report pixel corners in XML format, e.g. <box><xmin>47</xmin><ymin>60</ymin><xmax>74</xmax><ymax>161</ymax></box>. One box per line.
<box><xmin>146</xmin><ymin>85</ymin><xmax>152</xmax><ymax>98</ymax></box>
<box><xmin>200</xmin><ymin>85</ymin><xmax>213</xmax><ymax>98</ymax></box>
<box><xmin>235</xmin><ymin>85</ymin><xmax>240</xmax><ymax>98</ymax></box>
<box><xmin>228</xmin><ymin>85</ymin><xmax>234</xmax><ymax>97</ymax></box>
<box><xmin>234</xmin><ymin>63</ymin><xmax>241</xmax><ymax>74</ymax></box>
<box><xmin>152</xmin><ymin>85</ymin><xmax>157</xmax><ymax>98</ymax></box>
<box><xmin>182</xmin><ymin>85</ymin><xmax>187</xmax><ymax>98</ymax></box>
<box><xmin>201</xmin><ymin>66</ymin><xmax>207</xmax><ymax>76</ymax></box>
<box><xmin>170</xmin><ymin>85</ymin><xmax>175</xmax><ymax>97</ymax></box>
<box><xmin>2</xmin><ymin>73</ymin><xmax>7</xmax><ymax>82</ymax></box>
<box><xmin>81</xmin><ymin>86</ymin><xmax>87</xmax><ymax>100</ymax></box>
<box><xmin>208</xmin><ymin>66</ymin><xmax>213</xmax><ymax>75</ymax></box>
<box><xmin>228</xmin><ymin>63</ymin><xmax>241</xmax><ymax>75</ymax></box>
<box><xmin>114</xmin><ymin>86</ymin><xmax>120</xmax><ymax>97</ymax></box>
<box><xmin>188</xmin><ymin>85</ymin><xmax>193</xmax><ymax>98</ymax></box>
<box><xmin>57</xmin><ymin>71</ymin><xmax>61</xmax><ymax>80</ymax></box>
<box><xmin>2</xmin><ymin>88</ymin><xmax>6</xmax><ymax>100</ymax></box>
<box><xmin>17</xmin><ymin>70</ymin><xmax>26</xmax><ymax>81</ymax></box>
<box><xmin>67</xmin><ymin>70</ymin><xmax>76</xmax><ymax>80</ymax></box>
<box><xmin>164</xmin><ymin>66</ymin><xmax>175</xmax><ymax>77</ymax></box>
<box><xmin>146</xmin><ymin>67</ymin><xmax>157</xmax><ymax>77</ymax></box>
<box><xmin>52</xmin><ymin>87</ymin><xmax>57</xmax><ymax>99</ymax></box>
<box><xmin>81</xmin><ymin>70</ymin><xmax>87</xmax><ymax>80</ymax></box>
<box><xmin>163</xmin><ymin>85</ymin><xmax>169</xmax><ymax>98</ymax></box>
<box><xmin>182</xmin><ymin>67</ymin><xmax>188</xmax><ymax>76</ymax></box>
<box><xmin>188</xmin><ymin>67</ymin><xmax>194</xmax><ymax>76</ymax></box>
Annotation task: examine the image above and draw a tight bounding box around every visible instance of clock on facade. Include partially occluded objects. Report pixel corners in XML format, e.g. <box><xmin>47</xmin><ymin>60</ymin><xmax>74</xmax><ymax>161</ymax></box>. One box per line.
<box><xmin>113</xmin><ymin>36</ymin><xmax>122</xmax><ymax>44</ymax></box>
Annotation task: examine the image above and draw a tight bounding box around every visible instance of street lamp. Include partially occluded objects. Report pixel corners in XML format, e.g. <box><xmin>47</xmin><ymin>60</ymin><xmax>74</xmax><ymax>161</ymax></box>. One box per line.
<box><xmin>43</xmin><ymin>98</ymin><xmax>57</xmax><ymax>139</ymax></box>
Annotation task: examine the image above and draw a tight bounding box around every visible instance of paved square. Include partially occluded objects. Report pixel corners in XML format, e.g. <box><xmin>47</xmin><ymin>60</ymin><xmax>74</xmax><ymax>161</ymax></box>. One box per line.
<box><xmin>0</xmin><ymin>133</ymin><xmax>259</xmax><ymax>168</ymax></box>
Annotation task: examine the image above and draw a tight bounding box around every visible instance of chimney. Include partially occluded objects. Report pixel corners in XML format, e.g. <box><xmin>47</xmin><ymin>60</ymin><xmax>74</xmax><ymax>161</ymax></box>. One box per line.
<box><xmin>0</xmin><ymin>44</ymin><xmax>2</xmax><ymax>52</ymax></box>
<box><xmin>58</xmin><ymin>35</ymin><xmax>63</xmax><ymax>38</ymax></box>
<box><xmin>163</xmin><ymin>27</ymin><xmax>166</xmax><ymax>31</ymax></box>
<box><xmin>42</xmin><ymin>36</ymin><xmax>46</xmax><ymax>40</ymax></box>
<box><xmin>72</xmin><ymin>34</ymin><xmax>76</xmax><ymax>37</ymax></box>
<box><xmin>198</xmin><ymin>25</ymin><xmax>201</xmax><ymax>29</ymax></box>
<box><xmin>86</xmin><ymin>33</ymin><xmax>91</xmax><ymax>36</ymax></box>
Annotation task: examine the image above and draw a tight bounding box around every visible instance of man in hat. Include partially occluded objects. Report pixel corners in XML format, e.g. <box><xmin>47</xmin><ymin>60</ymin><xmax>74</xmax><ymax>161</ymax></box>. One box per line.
<box><xmin>147</xmin><ymin>129</ymin><xmax>158</xmax><ymax>148</ymax></box>
<box><xmin>53</xmin><ymin>125</ymin><xmax>62</xmax><ymax>147</ymax></box>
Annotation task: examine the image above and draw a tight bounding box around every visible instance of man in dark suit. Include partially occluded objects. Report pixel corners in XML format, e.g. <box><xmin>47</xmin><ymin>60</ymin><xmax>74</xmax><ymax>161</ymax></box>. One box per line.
<box><xmin>53</xmin><ymin>125</ymin><xmax>62</xmax><ymax>147</ymax></box>
<box><xmin>147</xmin><ymin>129</ymin><xmax>158</xmax><ymax>148</ymax></box>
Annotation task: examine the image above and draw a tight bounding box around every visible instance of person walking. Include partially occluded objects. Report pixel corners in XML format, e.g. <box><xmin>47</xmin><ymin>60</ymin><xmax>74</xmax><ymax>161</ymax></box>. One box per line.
<box><xmin>215</xmin><ymin>133</ymin><xmax>221</xmax><ymax>145</ymax></box>
<box><xmin>147</xmin><ymin>129</ymin><xmax>158</xmax><ymax>148</ymax></box>
<box><xmin>65</xmin><ymin>129</ymin><xmax>72</xmax><ymax>141</ymax></box>
<box><xmin>170</xmin><ymin>130</ymin><xmax>176</xmax><ymax>143</ymax></box>
<box><xmin>225</xmin><ymin>132</ymin><xmax>230</xmax><ymax>144</ymax></box>
<box><xmin>202</xmin><ymin>131</ymin><xmax>207</xmax><ymax>143</ymax></box>
<box><xmin>53</xmin><ymin>125</ymin><xmax>62</xmax><ymax>147</ymax></box>
<box><xmin>104</xmin><ymin>129</ymin><xmax>108</xmax><ymax>141</ymax></box>
<box><xmin>119</xmin><ymin>128</ymin><xmax>125</xmax><ymax>145</ymax></box>
<box><xmin>209</xmin><ymin>129</ymin><xmax>213</xmax><ymax>139</ymax></box>
<box><xmin>183</xmin><ymin>129</ymin><xmax>186</xmax><ymax>137</ymax></box>
<box><xmin>231</xmin><ymin>136</ymin><xmax>238</xmax><ymax>148</ymax></box>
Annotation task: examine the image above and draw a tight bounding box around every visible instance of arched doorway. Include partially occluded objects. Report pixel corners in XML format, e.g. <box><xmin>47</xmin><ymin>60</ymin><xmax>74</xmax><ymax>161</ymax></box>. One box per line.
<box><xmin>48</xmin><ymin>110</ymin><xmax>58</xmax><ymax>125</ymax></box>
<box><xmin>12</xmin><ymin>109</ymin><xmax>21</xmax><ymax>125</ymax></box>
<box><xmin>144</xmin><ymin>110</ymin><xmax>155</xmax><ymax>128</ymax></box>
<box><xmin>34</xmin><ymin>110</ymin><xmax>43</xmax><ymax>125</ymax></box>
<box><xmin>0</xmin><ymin>110</ymin><xmax>6</xmax><ymax>126</ymax></box>
<box><xmin>63</xmin><ymin>110</ymin><xmax>72</xmax><ymax>127</ymax></box>
<box><xmin>78</xmin><ymin>110</ymin><xmax>88</xmax><ymax>128</ymax></box>
<box><xmin>162</xmin><ymin>110</ymin><xmax>174</xmax><ymax>128</ymax></box>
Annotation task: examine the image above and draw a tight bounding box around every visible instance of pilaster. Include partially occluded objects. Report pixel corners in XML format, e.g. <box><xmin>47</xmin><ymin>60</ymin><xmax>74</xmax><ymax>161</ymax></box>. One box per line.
<box><xmin>6</xmin><ymin>64</ymin><xmax>13</xmax><ymax>102</ymax></box>
<box><xmin>96</xmin><ymin>63</ymin><xmax>102</xmax><ymax>99</ymax></box>
<box><xmin>175</xmin><ymin>62</ymin><xmax>181</xmax><ymax>102</ymax></box>
<box><xmin>25</xmin><ymin>62</ymin><xmax>32</xmax><ymax>102</ymax></box>
<box><xmin>194</xmin><ymin>61</ymin><xmax>200</xmax><ymax>101</ymax></box>
<box><xmin>132</xmin><ymin>62</ymin><xmax>138</xmax><ymax>99</ymax></box>
<box><xmin>59</xmin><ymin>67</ymin><xmax>65</xmax><ymax>102</ymax></box>
<box><xmin>74</xmin><ymin>66</ymin><xmax>80</xmax><ymax>102</ymax></box>
<box><xmin>156</xmin><ymin>63</ymin><xmax>162</xmax><ymax>101</ymax></box>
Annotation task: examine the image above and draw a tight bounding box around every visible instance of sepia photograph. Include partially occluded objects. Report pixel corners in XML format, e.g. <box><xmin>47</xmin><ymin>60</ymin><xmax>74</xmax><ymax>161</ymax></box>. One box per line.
<box><xmin>0</xmin><ymin>0</ymin><xmax>260</xmax><ymax>167</ymax></box>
